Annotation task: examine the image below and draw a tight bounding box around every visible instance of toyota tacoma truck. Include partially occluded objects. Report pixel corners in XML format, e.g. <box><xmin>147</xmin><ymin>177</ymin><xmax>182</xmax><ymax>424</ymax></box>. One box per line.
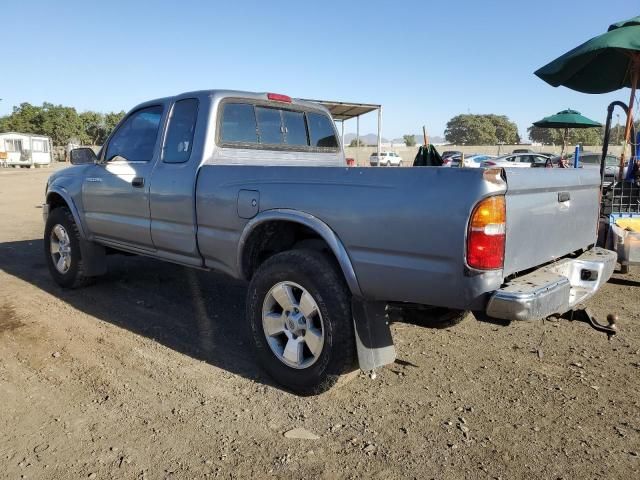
<box><xmin>43</xmin><ymin>90</ymin><xmax>617</xmax><ymax>394</ymax></box>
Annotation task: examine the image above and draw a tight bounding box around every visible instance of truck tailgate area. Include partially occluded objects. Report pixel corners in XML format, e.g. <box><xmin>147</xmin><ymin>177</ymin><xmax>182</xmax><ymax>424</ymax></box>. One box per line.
<box><xmin>502</xmin><ymin>168</ymin><xmax>600</xmax><ymax>276</ymax></box>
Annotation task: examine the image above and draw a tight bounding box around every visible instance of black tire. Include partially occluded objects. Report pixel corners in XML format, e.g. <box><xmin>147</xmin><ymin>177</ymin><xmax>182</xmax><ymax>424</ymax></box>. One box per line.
<box><xmin>44</xmin><ymin>207</ymin><xmax>92</xmax><ymax>288</ymax></box>
<box><xmin>397</xmin><ymin>306</ymin><xmax>468</xmax><ymax>329</ymax></box>
<box><xmin>246</xmin><ymin>249</ymin><xmax>356</xmax><ymax>395</ymax></box>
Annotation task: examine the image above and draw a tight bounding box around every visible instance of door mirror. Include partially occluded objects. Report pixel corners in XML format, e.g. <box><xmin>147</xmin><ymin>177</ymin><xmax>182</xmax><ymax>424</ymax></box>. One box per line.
<box><xmin>70</xmin><ymin>148</ymin><xmax>98</xmax><ymax>165</ymax></box>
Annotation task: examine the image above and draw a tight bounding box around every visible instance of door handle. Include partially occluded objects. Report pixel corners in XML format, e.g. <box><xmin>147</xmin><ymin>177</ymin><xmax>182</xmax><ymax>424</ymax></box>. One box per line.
<box><xmin>132</xmin><ymin>177</ymin><xmax>145</xmax><ymax>188</ymax></box>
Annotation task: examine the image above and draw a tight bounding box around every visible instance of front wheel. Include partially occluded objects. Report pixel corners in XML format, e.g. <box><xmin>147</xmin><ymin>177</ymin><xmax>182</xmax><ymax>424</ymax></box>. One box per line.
<box><xmin>246</xmin><ymin>249</ymin><xmax>356</xmax><ymax>395</ymax></box>
<box><xmin>44</xmin><ymin>207</ymin><xmax>92</xmax><ymax>288</ymax></box>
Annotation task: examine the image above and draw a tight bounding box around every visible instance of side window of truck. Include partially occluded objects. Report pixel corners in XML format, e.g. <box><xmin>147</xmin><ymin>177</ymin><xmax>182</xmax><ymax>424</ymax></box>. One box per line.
<box><xmin>163</xmin><ymin>99</ymin><xmax>199</xmax><ymax>164</ymax></box>
<box><xmin>307</xmin><ymin>112</ymin><xmax>338</xmax><ymax>148</ymax></box>
<box><xmin>105</xmin><ymin>106</ymin><xmax>163</xmax><ymax>162</ymax></box>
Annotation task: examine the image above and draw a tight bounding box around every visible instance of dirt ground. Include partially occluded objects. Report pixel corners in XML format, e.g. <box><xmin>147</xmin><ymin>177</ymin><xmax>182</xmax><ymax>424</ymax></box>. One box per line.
<box><xmin>1</xmin><ymin>164</ymin><xmax>639</xmax><ymax>480</ymax></box>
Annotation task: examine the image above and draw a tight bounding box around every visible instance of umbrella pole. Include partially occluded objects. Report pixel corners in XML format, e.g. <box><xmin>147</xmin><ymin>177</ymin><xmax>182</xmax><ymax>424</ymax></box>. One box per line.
<box><xmin>560</xmin><ymin>128</ymin><xmax>568</xmax><ymax>163</ymax></box>
<box><xmin>619</xmin><ymin>58</ymin><xmax>639</xmax><ymax>181</ymax></box>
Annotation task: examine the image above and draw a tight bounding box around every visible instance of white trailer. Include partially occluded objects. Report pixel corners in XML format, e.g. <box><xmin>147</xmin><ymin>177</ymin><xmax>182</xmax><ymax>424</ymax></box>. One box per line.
<box><xmin>0</xmin><ymin>132</ymin><xmax>52</xmax><ymax>168</ymax></box>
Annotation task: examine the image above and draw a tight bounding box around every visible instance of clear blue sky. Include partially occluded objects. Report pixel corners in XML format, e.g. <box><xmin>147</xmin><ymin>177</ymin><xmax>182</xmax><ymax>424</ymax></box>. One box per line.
<box><xmin>1</xmin><ymin>0</ymin><xmax>636</xmax><ymax>140</ymax></box>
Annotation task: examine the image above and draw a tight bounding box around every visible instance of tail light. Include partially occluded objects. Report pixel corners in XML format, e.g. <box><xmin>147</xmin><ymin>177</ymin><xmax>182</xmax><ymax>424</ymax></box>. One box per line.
<box><xmin>467</xmin><ymin>195</ymin><xmax>505</xmax><ymax>270</ymax></box>
<box><xmin>443</xmin><ymin>158</ymin><xmax>451</xmax><ymax>165</ymax></box>
<box><xmin>484</xmin><ymin>161</ymin><xmax>496</xmax><ymax>166</ymax></box>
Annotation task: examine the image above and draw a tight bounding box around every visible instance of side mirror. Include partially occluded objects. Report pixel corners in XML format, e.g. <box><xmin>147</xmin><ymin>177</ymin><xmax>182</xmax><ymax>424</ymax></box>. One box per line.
<box><xmin>70</xmin><ymin>147</ymin><xmax>98</xmax><ymax>165</ymax></box>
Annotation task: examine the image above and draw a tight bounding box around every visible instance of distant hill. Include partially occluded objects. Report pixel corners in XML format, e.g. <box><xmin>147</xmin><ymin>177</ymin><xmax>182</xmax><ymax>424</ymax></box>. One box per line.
<box><xmin>344</xmin><ymin>133</ymin><xmax>444</xmax><ymax>145</ymax></box>
<box><xmin>403</xmin><ymin>134</ymin><xmax>445</xmax><ymax>144</ymax></box>
<box><xmin>343</xmin><ymin>133</ymin><xmax>388</xmax><ymax>145</ymax></box>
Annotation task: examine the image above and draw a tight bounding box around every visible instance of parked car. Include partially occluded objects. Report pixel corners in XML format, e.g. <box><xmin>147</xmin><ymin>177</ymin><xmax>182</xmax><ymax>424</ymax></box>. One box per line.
<box><xmin>512</xmin><ymin>148</ymin><xmax>535</xmax><ymax>153</ymax></box>
<box><xmin>370</xmin><ymin>151</ymin><xmax>402</xmax><ymax>166</ymax></box>
<box><xmin>482</xmin><ymin>153</ymin><xmax>550</xmax><ymax>168</ymax></box>
<box><xmin>43</xmin><ymin>89</ymin><xmax>616</xmax><ymax>394</ymax></box>
<box><xmin>549</xmin><ymin>152</ymin><xmax>626</xmax><ymax>187</ymax></box>
<box><xmin>441</xmin><ymin>150</ymin><xmax>462</xmax><ymax>166</ymax></box>
<box><xmin>447</xmin><ymin>154</ymin><xmax>497</xmax><ymax>168</ymax></box>
<box><xmin>458</xmin><ymin>153</ymin><xmax>497</xmax><ymax>168</ymax></box>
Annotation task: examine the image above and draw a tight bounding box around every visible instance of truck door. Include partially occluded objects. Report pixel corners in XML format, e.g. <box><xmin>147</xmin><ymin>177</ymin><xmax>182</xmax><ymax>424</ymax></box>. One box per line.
<box><xmin>82</xmin><ymin>105</ymin><xmax>164</xmax><ymax>249</ymax></box>
<box><xmin>148</xmin><ymin>98</ymin><xmax>203</xmax><ymax>266</ymax></box>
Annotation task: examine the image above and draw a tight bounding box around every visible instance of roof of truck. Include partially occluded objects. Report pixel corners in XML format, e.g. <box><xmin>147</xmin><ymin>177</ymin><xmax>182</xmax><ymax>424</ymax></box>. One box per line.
<box><xmin>133</xmin><ymin>90</ymin><xmax>333</xmax><ymax>116</ymax></box>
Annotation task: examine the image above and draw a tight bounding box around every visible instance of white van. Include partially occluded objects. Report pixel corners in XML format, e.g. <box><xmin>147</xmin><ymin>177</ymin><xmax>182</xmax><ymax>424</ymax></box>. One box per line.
<box><xmin>0</xmin><ymin>132</ymin><xmax>52</xmax><ymax>168</ymax></box>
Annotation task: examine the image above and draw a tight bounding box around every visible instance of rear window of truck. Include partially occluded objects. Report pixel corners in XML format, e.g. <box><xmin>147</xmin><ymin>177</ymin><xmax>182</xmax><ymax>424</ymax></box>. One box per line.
<box><xmin>219</xmin><ymin>101</ymin><xmax>338</xmax><ymax>151</ymax></box>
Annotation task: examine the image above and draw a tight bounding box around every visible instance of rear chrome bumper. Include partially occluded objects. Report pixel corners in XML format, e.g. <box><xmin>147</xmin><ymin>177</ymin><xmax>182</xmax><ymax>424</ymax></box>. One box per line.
<box><xmin>486</xmin><ymin>247</ymin><xmax>617</xmax><ymax>321</ymax></box>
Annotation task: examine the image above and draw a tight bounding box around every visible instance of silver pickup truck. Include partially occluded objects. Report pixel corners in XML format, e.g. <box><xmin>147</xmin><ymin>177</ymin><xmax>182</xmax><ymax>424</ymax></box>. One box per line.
<box><xmin>43</xmin><ymin>90</ymin><xmax>617</xmax><ymax>394</ymax></box>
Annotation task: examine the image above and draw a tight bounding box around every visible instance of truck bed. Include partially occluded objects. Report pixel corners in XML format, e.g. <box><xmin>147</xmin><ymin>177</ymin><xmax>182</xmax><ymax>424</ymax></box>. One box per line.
<box><xmin>195</xmin><ymin>166</ymin><xmax>601</xmax><ymax>311</ymax></box>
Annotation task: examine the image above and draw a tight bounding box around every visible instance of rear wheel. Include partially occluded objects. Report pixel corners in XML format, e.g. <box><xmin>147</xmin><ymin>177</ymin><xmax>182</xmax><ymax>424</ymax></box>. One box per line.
<box><xmin>44</xmin><ymin>207</ymin><xmax>92</xmax><ymax>288</ymax></box>
<box><xmin>246</xmin><ymin>249</ymin><xmax>356</xmax><ymax>395</ymax></box>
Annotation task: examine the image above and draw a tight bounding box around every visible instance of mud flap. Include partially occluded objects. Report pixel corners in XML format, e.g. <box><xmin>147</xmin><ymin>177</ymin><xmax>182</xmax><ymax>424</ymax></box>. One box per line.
<box><xmin>351</xmin><ymin>298</ymin><xmax>396</xmax><ymax>372</ymax></box>
<box><xmin>79</xmin><ymin>239</ymin><xmax>107</xmax><ymax>277</ymax></box>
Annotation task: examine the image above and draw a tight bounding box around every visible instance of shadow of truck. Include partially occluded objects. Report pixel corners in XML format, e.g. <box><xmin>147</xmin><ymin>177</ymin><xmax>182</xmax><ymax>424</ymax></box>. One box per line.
<box><xmin>0</xmin><ymin>238</ymin><xmax>283</xmax><ymax>389</ymax></box>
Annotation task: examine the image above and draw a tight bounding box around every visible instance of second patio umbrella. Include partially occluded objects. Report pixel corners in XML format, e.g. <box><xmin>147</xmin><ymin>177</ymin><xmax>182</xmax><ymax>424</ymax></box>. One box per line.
<box><xmin>533</xmin><ymin>109</ymin><xmax>601</xmax><ymax>161</ymax></box>
<box><xmin>534</xmin><ymin>16</ymin><xmax>640</xmax><ymax>179</ymax></box>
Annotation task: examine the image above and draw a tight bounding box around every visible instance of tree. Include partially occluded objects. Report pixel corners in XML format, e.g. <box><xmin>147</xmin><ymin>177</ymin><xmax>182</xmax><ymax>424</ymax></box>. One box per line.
<box><xmin>0</xmin><ymin>102</ymin><xmax>44</xmax><ymax>134</ymax></box>
<box><xmin>103</xmin><ymin>111</ymin><xmax>126</xmax><ymax>138</ymax></box>
<box><xmin>485</xmin><ymin>114</ymin><xmax>520</xmax><ymax>144</ymax></box>
<box><xmin>527</xmin><ymin>126</ymin><xmax>560</xmax><ymax>144</ymax></box>
<box><xmin>607</xmin><ymin>121</ymin><xmax>640</xmax><ymax>144</ymax></box>
<box><xmin>403</xmin><ymin>134</ymin><xmax>417</xmax><ymax>147</ymax></box>
<box><xmin>445</xmin><ymin>114</ymin><xmax>497</xmax><ymax>145</ymax></box>
<box><xmin>0</xmin><ymin>102</ymin><xmax>126</xmax><ymax>146</ymax></box>
<box><xmin>444</xmin><ymin>114</ymin><xmax>520</xmax><ymax>145</ymax></box>
<box><xmin>349</xmin><ymin>138</ymin><xmax>365</xmax><ymax>147</ymax></box>
<box><xmin>38</xmin><ymin>103</ymin><xmax>85</xmax><ymax>146</ymax></box>
<box><xmin>80</xmin><ymin>111</ymin><xmax>106</xmax><ymax>145</ymax></box>
<box><xmin>528</xmin><ymin>126</ymin><xmax>603</xmax><ymax>145</ymax></box>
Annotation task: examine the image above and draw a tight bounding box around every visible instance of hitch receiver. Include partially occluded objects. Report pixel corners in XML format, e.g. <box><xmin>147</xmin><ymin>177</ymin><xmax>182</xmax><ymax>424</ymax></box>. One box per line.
<box><xmin>557</xmin><ymin>307</ymin><xmax>618</xmax><ymax>339</ymax></box>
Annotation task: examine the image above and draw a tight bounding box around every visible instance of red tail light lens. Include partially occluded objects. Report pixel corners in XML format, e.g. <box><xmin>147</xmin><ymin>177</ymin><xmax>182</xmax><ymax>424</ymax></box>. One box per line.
<box><xmin>484</xmin><ymin>161</ymin><xmax>496</xmax><ymax>166</ymax></box>
<box><xmin>467</xmin><ymin>196</ymin><xmax>505</xmax><ymax>270</ymax></box>
<box><xmin>267</xmin><ymin>93</ymin><xmax>292</xmax><ymax>103</ymax></box>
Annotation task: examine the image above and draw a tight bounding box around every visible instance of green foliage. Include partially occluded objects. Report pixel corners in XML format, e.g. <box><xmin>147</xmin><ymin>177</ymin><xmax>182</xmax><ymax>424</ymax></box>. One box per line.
<box><xmin>0</xmin><ymin>102</ymin><xmax>125</xmax><ymax>146</ymax></box>
<box><xmin>607</xmin><ymin>121</ymin><xmax>640</xmax><ymax>145</ymax></box>
<box><xmin>485</xmin><ymin>115</ymin><xmax>520</xmax><ymax>144</ymax></box>
<box><xmin>527</xmin><ymin>126</ymin><xmax>603</xmax><ymax>145</ymax></box>
<box><xmin>403</xmin><ymin>134</ymin><xmax>417</xmax><ymax>147</ymax></box>
<box><xmin>444</xmin><ymin>114</ymin><xmax>519</xmax><ymax>145</ymax></box>
<box><xmin>349</xmin><ymin>138</ymin><xmax>365</xmax><ymax>147</ymax></box>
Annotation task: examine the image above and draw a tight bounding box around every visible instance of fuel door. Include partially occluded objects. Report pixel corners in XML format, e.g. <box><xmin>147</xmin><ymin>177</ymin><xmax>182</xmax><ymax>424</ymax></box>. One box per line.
<box><xmin>237</xmin><ymin>190</ymin><xmax>260</xmax><ymax>219</ymax></box>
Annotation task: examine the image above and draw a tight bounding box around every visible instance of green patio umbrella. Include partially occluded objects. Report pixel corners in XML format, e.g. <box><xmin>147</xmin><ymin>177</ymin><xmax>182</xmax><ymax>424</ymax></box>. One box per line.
<box><xmin>533</xmin><ymin>109</ymin><xmax>601</xmax><ymax>160</ymax></box>
<box><xmin>534</xmin><ymin>16</ymin><xmax>640</xmax><ymax>178</ymax></box>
